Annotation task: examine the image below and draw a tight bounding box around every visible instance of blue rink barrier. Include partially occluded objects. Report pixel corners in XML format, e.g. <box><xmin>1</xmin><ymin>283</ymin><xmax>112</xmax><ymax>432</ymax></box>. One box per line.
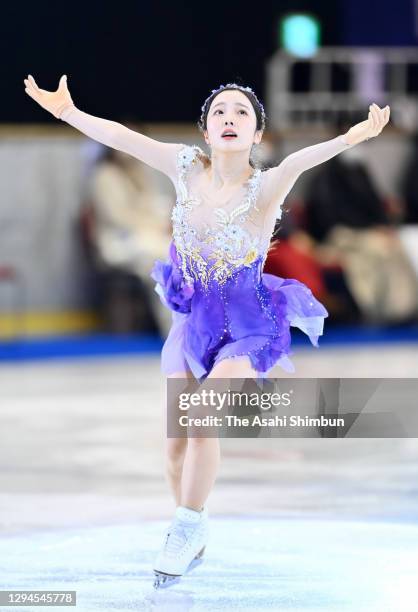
<box><xmin>0</xmin><ymin>333</ymin><xmax>164</xmax><ymax>361</ymax></box>
<box><xmin>0</xmin><ymin>324</ymin><xmax>417</xmax><ymax>362</ymax></box>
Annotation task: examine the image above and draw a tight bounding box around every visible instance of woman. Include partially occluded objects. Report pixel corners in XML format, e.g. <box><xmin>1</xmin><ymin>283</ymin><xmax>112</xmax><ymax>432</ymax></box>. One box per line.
<box><xmin>23</xmin><ymin>75</ymin><xmax>390</xmax><ymax>588</ymax></box>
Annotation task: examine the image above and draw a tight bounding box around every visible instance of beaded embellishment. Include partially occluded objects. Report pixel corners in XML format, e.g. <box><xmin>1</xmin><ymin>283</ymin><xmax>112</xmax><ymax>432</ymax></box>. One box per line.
<box><xmin>172</xmin><ymin>145</ymin><xmax>269</xmax><ymax>289</ymax></box>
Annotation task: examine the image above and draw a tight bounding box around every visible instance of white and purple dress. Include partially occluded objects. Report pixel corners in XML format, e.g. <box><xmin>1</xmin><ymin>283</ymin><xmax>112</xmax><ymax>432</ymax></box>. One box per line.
<box><xmin>151</xmin><ymin>136</ymin><xmax>354</xmax><ymax>381</ymax></box>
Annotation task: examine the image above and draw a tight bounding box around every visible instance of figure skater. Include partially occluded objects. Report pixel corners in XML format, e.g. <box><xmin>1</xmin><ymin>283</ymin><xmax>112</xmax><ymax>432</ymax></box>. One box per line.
<box><xmin>23</xmin><ymin>74</ymin><xmax>390</xmax><ymax>588</ymax></box>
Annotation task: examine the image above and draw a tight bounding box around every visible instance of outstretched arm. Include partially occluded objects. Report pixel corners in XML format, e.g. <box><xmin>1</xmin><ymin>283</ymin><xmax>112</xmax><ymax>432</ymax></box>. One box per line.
<box><xmin>263</xmin><ymin>103</ymin><xmax>391</xmax><ymax>218</ymax></box>
<box><xmin>23</xmin><ymin>74</ymin><xmax>181</xmax><ymax>179</ymax></box>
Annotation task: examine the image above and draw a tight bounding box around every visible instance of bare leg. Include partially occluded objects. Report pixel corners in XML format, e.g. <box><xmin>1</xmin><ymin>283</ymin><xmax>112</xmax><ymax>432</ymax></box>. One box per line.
<box><xmin>164</xmin><ymin>370</ymin><xmax>194</xmax><ymax>506</ymax></box>
<box><xmin>180</xmin><ymin>356</ymin><xmax>259</xmax><ymax>511</ymax></box>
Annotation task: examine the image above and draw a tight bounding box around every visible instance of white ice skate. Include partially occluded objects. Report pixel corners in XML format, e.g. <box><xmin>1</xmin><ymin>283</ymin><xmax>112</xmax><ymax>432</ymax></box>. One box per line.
<box><xmin>153</xmin><ymin>505</ymin><xmax>209</xmax><ymax>589</ymax></box>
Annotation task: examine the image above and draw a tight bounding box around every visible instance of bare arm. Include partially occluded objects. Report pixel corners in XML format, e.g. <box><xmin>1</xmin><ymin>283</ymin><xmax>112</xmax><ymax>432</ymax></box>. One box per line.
<box><xmin>59</xmin><ymin>105</ymin><xmax>181</xmax><ymax>178</ymax></box>
<box><xmin>263</xmin><ymin>134</ymin><xmax>355</xmax><ymax>218</ymax></box>
<box><xmin>264</xmin><ymin>103</ymin><xmax>391</xmax><ymax>218</ymax></box>
<box><xmin>24</xmin><ymin>74</ymin><xmax>181</xmax><ymax>179</ymax></box>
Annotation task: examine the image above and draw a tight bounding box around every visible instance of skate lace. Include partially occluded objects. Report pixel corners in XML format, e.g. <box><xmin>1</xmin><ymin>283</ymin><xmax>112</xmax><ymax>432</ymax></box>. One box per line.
<box><xmin>164</xmin><ymin>522</ymin><xmax>194</xmax><ymax>557</ymax></box>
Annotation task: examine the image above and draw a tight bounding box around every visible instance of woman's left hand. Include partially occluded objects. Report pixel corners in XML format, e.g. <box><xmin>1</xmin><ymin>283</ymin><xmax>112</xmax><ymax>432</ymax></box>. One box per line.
<box><xmin>344</xmin><ymin>103</ymin><xmax>390</xmax><ymax>145</ymax></box>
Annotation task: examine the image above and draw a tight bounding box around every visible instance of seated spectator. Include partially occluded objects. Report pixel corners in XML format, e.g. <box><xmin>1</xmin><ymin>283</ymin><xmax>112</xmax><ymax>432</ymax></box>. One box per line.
<box><xmin>85</xmin><ymin>145</ymin><xmax>173</xmax><ymax>336</ymax></box>
<box><xmin>303</xmin><ymin>120</ymin><xmax>418</xmax><ymax>324</ymax></box>
<box><xmin>399</xmin><ymin>130</ymin><xmax>418</xmax><ymax>224</ymax></box>
<box><xmin>264</xmin><ymin>212</ymin><xmax>361</xmax><ymax>324</ymax></box>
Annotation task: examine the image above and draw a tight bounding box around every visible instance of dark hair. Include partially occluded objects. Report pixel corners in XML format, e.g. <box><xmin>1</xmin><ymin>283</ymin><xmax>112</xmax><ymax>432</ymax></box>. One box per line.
<box><xmin>198</xmin><ymin>83</ymin><xmax>266</xmax><ymax>134</ymax></box>
<box><xmin>197</xmin><ymin>83</ymin><xmax>266</xmax><ymax>168</ymax></box>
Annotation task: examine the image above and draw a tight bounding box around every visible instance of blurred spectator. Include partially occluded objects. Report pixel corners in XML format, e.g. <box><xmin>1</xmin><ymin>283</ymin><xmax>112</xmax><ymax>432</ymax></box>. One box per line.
<box><xmin>264</xmin><ymin>129</ymin><xmax>361</xmax><ymax>324</ymax></box>
<box><xmin>302</xmin><ymin>119</ymin><xmax>418</xmax><ymax>324</ymax></box>
<box><xmin>304</xmin><ymin>144</ymin><xmax>390</xmax><ymax>242</ymax></box>
<box><xmin>84</xmin><ymin>145</ymin><xmax>173</xmax><ymax>336</ymax></box>
<box><xmin>399</xmin><ymin>130</ymin><xmax>418</xmax><ymax>224</ymax></box>
<box><xmin>265</xmin><ymin>214</ymin><xmax>362</xmax><ymax>324</ymax></box>
<box><xmin>395</xmin><ymin>129</ymin><xmax>418</xmax><ymax>287</ymax></box>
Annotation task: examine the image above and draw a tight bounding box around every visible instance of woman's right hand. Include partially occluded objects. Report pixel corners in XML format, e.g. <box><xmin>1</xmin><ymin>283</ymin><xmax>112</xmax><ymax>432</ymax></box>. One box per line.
<box><xmin>23</xmin><ymin>74</ymin><xmax>74</xmax><ymax>119</ymax></box>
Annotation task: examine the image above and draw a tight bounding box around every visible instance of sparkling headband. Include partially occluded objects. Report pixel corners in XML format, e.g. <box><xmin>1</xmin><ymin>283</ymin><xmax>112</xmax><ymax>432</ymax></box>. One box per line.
<box><xmin>198</xmin><ymin>83</ymin><xmax>266</xmax><ymax>131</ymax></box>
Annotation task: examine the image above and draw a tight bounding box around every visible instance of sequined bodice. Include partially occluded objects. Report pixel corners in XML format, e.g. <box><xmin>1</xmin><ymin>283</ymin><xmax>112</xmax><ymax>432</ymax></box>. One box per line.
<box><xmin>171</xmin><ymin>145</ymin><xmax>270</xmax><ymax>289</ymax></box>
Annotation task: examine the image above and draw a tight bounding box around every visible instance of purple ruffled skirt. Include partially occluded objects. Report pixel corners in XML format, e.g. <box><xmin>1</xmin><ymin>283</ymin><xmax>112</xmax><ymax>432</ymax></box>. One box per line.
<box><xmin>150</xmin><ymin>241</ymin><xmax>328</xmax><ymax>381</ymax></box>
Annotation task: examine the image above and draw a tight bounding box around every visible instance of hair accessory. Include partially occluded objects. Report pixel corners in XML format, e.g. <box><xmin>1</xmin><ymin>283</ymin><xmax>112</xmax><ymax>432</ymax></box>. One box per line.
<box><xmin>199</xmin><ymin>83</ymin><xmax>266</xmax><ymax>131</ymax></box>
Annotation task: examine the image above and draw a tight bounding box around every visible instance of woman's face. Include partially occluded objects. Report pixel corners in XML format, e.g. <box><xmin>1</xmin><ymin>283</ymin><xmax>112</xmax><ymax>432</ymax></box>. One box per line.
<box><xmin>204</xmin><ymin>89</ymin><xmax>263</xmax><ymax>155</ymax></box>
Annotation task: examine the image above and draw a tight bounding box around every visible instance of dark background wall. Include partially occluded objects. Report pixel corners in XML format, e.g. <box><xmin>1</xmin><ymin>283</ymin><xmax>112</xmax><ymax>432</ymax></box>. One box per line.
<box><xmin>2</xmin><ymin>0</ymin><xmax>416</xmax><ymax>124</ymax></box>
<box><xmin>4</xmin><ymin>0</ymin><xmax>341</xmax><ymax>124</ymax></box>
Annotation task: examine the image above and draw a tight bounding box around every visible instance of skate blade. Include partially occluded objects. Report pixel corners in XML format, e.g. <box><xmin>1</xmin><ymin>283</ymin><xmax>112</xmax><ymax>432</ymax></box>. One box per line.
<box><xmin>153</xmin><ymin>546</ymin><xmax>206</xmax><ymax>589</ymax></box>
<box><xmin>153</xmin><ymin>571</ymin><xmax>181</xmax><ymax>590</ymax></box>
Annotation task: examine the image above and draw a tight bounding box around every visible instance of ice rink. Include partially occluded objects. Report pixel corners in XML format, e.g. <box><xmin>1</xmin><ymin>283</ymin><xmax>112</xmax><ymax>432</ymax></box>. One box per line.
<box><xmin>0</xmin><ymin>344</ymin><xmax>417</xmax><ymax>611</ymax></box>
